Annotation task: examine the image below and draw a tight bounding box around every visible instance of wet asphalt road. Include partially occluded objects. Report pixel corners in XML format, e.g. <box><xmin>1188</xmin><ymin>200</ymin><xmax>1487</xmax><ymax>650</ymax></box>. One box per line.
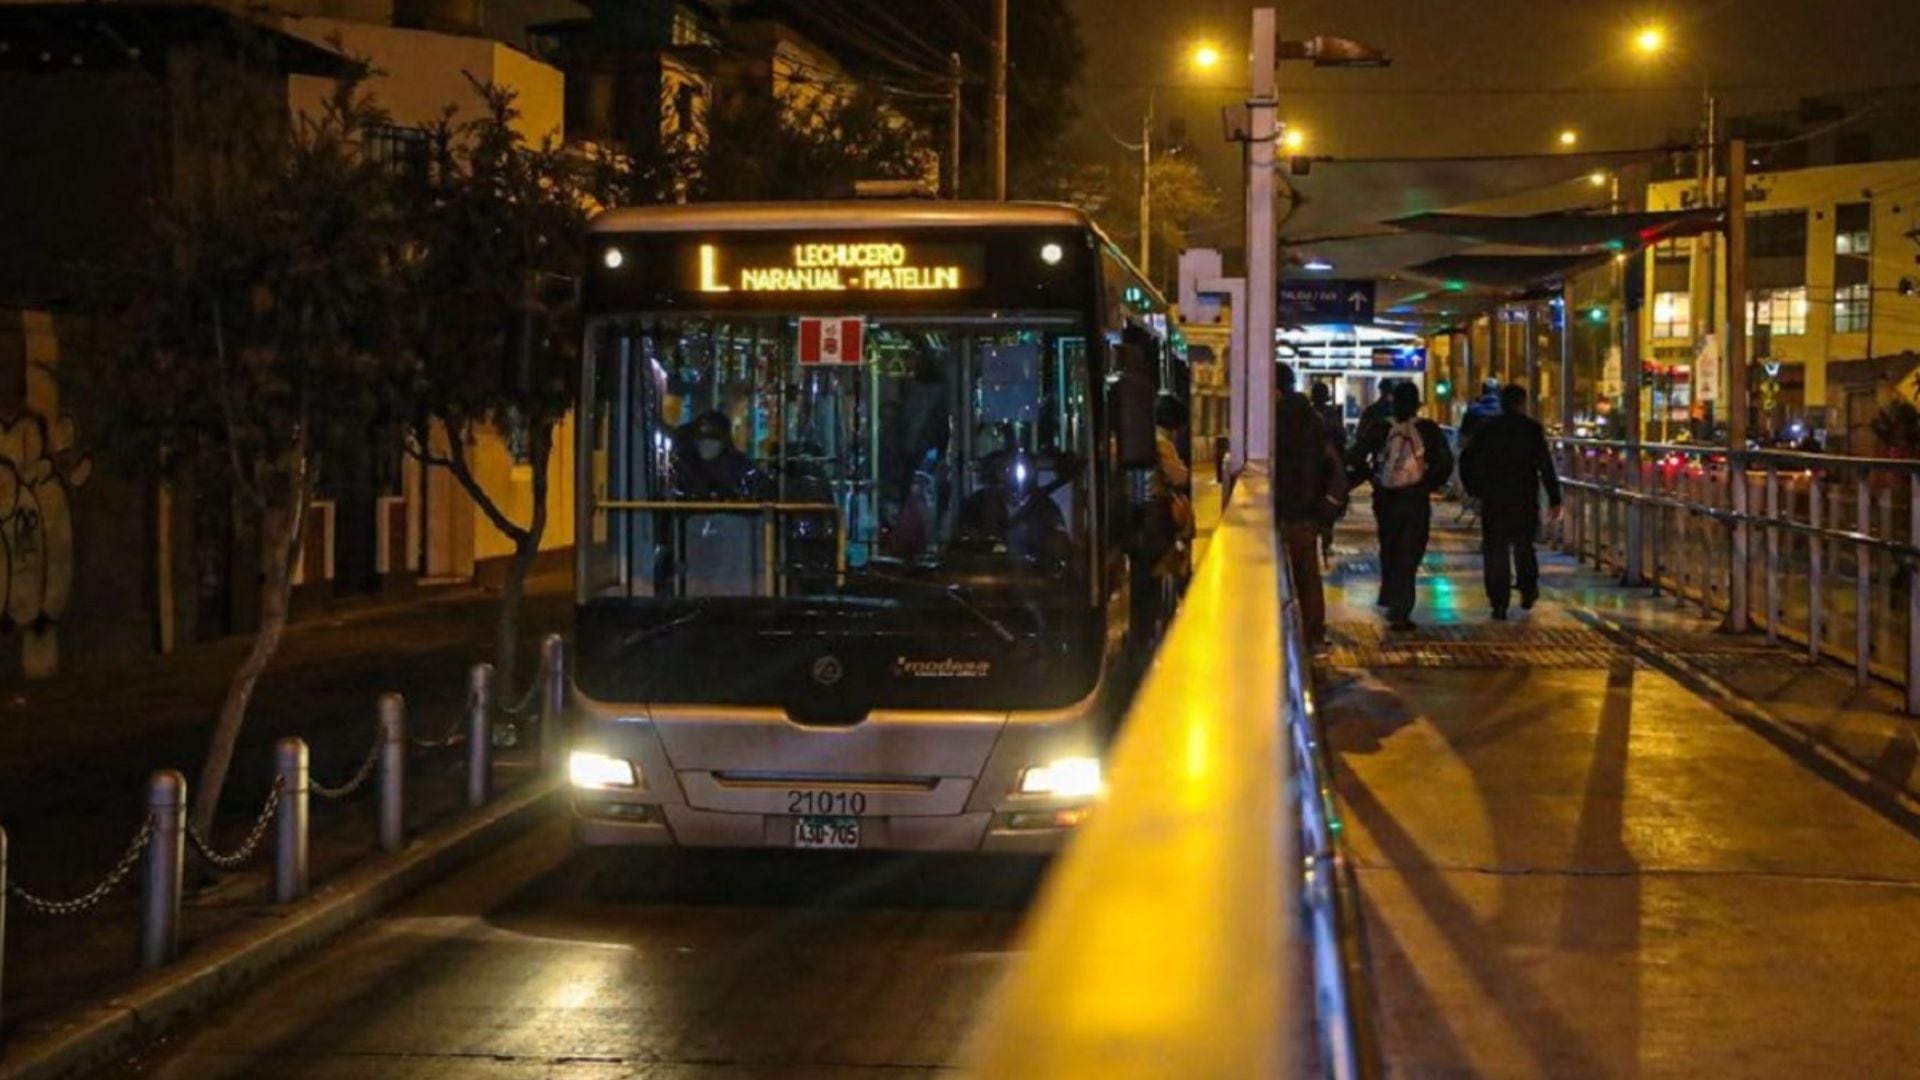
<box><xmin>101</xmin><ymin>817</ymin><xmax>1046</xmax><ymax>1079</ymax></box>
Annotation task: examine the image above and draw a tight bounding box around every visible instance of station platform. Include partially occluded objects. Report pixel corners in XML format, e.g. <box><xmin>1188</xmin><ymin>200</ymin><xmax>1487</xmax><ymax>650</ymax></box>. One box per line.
<box><xmin>1322</xmin><ymin>500</ymin><xmax>1920</xmax><ymax>1077</ymax></box>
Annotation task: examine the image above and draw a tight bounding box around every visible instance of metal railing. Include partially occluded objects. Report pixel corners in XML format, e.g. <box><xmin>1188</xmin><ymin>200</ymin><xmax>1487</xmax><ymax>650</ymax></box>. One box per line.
<box><xmin>1554</xmin><ymin>438</ymin><xmax>1920</xmax><ymax>713</ymax></box>
<box><xmin>968</xmin><ymin>466</ymin><xmax>1378</xmax><ymax>1078</ymax></box>
<box><xmin>0</xmin><ymin>634</ymin><xmax>570</xmax><ymax>1039</ymax></box>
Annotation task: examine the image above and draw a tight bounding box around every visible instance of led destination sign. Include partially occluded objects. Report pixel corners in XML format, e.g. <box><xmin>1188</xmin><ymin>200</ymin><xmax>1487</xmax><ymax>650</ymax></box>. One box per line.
<box><xmin>690</xmin><ymin>241</ymin><xmax>983</xmax><ymax>294</ymax></box>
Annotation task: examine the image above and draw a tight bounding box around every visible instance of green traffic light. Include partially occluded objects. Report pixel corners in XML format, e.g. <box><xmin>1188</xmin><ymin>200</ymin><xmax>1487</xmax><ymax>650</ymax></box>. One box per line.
<box><xmin>1589</xmin><ymin>307</ymin><xmax>1608</xmax><ymax>323</ymax></box>
<box><xmin>1435</xmin><ymin>379</ymin><xmax>1452</xmax><ymax>398</ymax></box>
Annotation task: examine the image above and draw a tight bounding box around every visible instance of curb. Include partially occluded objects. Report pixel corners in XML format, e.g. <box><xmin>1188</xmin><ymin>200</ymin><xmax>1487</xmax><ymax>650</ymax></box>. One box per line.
<box><xmin>0</xmin><ymin>776</ymin><xmax>562</xmax><ymax>1080</ymax></box>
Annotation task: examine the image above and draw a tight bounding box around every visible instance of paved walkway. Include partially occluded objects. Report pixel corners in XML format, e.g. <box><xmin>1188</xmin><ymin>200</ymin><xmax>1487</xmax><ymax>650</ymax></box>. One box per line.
<box><xmin>1323</xmin><ymin>498</ymin><xmax>1920</xmax><ymax>1077</ymax></box>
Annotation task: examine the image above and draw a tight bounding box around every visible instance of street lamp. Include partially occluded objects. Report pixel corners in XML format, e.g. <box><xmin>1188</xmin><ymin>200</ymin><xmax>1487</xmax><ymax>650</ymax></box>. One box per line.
<box><xmin>1631</xmin><ymin>22</ymin><xmax>1721</xmax><ymax>435</ymax></box>
<box><xmin>1282</xmin><ymin>127</ymin><xmax>1306</xmax><ymax>153</ymax></box>
<box><xmin>1191</xmin><ymin>43</ymin><xmax>1222</xmax><ymax>70</ymax></box>
<box><xmin>1558</xmin><ymin>128</ymin><xmax>1580</xmax><ymax>148</ymax></box>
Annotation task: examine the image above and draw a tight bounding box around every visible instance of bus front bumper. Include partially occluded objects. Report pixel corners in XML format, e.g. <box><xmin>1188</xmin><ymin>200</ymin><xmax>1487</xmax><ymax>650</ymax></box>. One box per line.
<box><xmin>570</xmin><ymin>797</ymin><xmax>1083</xmax><ymax>853</ymax></box>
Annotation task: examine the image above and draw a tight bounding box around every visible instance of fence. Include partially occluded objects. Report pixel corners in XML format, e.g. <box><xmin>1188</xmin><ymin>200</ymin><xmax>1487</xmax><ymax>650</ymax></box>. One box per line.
<box><xmin>0</xmin><ymin>635</ymin><xmax>569</xmax><ymax>1039</ymax></box>
<box><xmin>1556</xmin><ymin>438</ymin><xmax>1920</xmax><ymax>713</ymax></box>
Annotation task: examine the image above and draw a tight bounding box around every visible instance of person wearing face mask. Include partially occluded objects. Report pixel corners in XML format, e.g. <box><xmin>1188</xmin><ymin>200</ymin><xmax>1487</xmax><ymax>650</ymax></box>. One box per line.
<box><xmin>672</xmin><ymin>409</ymin><xmax>758</xmax><ymax>499</ymax></box>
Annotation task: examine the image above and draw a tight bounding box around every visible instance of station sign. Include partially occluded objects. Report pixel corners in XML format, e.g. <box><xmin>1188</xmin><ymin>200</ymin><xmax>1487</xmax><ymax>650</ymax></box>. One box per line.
<box><xmin>689</xmin><ymin>241</ymin><xmax>983</xmax><ymax>294</ymax></box>
<box><xmin>1279</xmin><ymin>279</ymin><xmax>1375</xmax><ymax>324</ymax></box>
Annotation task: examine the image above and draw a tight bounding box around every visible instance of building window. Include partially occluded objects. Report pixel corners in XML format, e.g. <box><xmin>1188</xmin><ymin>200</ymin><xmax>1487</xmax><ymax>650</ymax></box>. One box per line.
<box><xmin>1747</xmin><ymin>210</ymin><xmax>1808</xmax><ymax>260</ymax></box>
<box><xmin>1835</xmin><ymin>202</ymin><xmax>1871</xmax><ymax>256</ymax></box>
<box><xmin>368</xmin><ymin>124</ymin><xmax>430</xmax><ymax>179</ymax></box>
<box><xmin>1652</xmin><ymin>291</ymin><xmax>1692</xmax><ymax>339</ymax></box>
<box><xmin>1835</xmin><ymin>283</ymin><xmax>1871</xmax><ymax>333</ymax></box>
<box><xmin>1747</xmin><ymin>287</ymin><xmax>1808</xmax><ymax>337</ymax></box>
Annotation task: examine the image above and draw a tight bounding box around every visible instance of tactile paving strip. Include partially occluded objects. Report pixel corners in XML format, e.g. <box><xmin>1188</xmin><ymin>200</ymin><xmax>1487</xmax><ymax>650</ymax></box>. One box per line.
<box><xmin>1326</xmin><ymin>621</ymin><xmax>1800</xmax><ymax>670</ymax></box>
<box><xmin>1325</xmin><ymin>623</ymin><xmax>1632</xmax><ymax>669</ymax></box>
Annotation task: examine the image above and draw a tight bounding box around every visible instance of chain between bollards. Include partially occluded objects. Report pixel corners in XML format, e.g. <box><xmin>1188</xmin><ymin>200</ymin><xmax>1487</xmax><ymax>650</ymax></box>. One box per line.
<box><xmin>467</xmin><ymin>663</ymin><xmax>493</xmax><ymax>808</ymax></box>
<box><xmin>274</xmin><ymin>738</ymin><xmax>309</xmax><ymax>904</ymax></box>
<box><xmin>539</xmin><ymin>634</ymin><xmax>566</xmax><ymax>774</ymax></box>
<box><xmin>141</xmin><ymin>770</ymin><xmax>185</xmax><ymax>970</ymax></box>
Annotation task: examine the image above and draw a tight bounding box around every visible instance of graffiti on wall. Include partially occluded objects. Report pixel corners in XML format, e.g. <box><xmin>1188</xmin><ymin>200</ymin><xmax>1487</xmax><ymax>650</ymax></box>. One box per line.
<box><xmin>0</xmin><ymin>410</ymin><xmax>91</xmax><ymax>677</ymax></box>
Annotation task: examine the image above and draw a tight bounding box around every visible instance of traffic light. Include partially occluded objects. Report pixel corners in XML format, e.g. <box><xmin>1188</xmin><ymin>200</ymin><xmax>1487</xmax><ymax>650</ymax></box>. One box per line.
<box><xmin>1435</xmin><ymin>378</ymin><xmax>1453</xmax><ymax>399</ymax></box>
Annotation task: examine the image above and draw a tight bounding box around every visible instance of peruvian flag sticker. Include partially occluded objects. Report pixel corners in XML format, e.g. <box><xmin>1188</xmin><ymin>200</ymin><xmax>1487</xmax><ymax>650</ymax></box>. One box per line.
<box><xmin>799</xmin><ymin>316</ymin><xmax>866</xmax><ymax>365</ymax></box>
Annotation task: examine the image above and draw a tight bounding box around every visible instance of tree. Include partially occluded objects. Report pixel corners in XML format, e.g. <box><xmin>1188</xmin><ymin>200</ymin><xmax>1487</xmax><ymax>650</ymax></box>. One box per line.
<box><xmin>92</xmin><ymin>76</ymin><xmax>414</xmax><ymax>832</ymax></box>
<box><xmin>402</xmin><ymin>82</ymin><xmax>587</xmax><ymax>701</ymax></box>
<box><xmin>1054</xmin><ymin>151</ymin><xmax>1221</xmax><ymax>290</ymax></box>
<box><xmin>694</xmin><ymin>83</ymin><xmax>932</xmax><ymax>200</ymax></box>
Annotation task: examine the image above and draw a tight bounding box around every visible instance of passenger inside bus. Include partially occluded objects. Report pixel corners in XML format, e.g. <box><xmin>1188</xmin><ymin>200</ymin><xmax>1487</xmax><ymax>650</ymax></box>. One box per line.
<box><xmin>955</xmin><ymin>424</ymin><xmax>1073</xmax><ymax>573</ymax></box>
<box><xmin>670</xmin><ymin>410</ymin><xmax>760</xmax><ymax>499</ymax></box>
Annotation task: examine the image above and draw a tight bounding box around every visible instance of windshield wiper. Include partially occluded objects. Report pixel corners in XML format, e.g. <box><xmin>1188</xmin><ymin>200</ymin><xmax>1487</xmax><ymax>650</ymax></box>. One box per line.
<box><xmin>838</xmin><ymin>566</ymin><xmax>1019</xmax><ymax>645</ymax></box>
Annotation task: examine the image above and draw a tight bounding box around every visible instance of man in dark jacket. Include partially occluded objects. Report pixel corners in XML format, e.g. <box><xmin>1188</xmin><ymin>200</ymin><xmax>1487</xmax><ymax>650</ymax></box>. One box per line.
<box><xmin>1459</xmin><ymin>384</ymin><xmax>1563</xmax><ymax>619</ymax></box>
<box><xmin>1458</xmin><ymin>378</ymin><xmax>1504</xmax><ymax>446</ymax></box>
<box><xmin>1348</xmin><ymin>381</ymin><xmax>1454</xmax><ymax>631</ymax></box>
<box><xmin>1274</xmin><ymin>363</ymin><xmax>1348</xmax><ymax>647</ymax></box>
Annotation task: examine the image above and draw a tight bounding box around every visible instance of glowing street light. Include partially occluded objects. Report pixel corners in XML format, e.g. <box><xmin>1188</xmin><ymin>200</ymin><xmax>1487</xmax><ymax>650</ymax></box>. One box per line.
<box><xmin>1191</xmin><ymin>43</ymin><xmax>1222</xmax><ymax>70</ymax></box>
<box><xmin>1558</xmin><ymin>128</ymin><xmax>1580</xmax><ymax>148</ymax></box>
<box><xmin>1588</xmin><ymin>171</ymin><xmax>1609</xmax><ymax>187</ymax></box>
<box><xmin>1282</xmin><ymin>127</ymin><xmax>1306</xmax><ymax>153</ymax></box>
<box><xmin>1634</xmin><ymin>24</ymin><xmax>1666</xmax><ymax>55</ymax></box>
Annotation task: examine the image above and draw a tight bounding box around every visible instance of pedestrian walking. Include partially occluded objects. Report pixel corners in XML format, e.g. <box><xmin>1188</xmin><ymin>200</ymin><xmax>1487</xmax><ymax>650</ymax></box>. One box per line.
<box><xmin>1274</xmin><ymin>363</ymin><xmax>1348</xmax><ymax>648</ymax></box>
<box><xmin>1458</xmin><ymin>377</ymin><xmax>1504</xmax><ymax>447</ymax></box>
<box><xmin>1310</xmin><ymin>381</ymin><xmax>1348</xmax><ymax>564</ymax></box>
<box><xmin>1359</xmin><ymin>378</ymin><xmax>1399</xmax><ymax>434</ymax></box>
<box><xmin>1349</xmin><ymin>381</ymin><xmax>1454</xmax><ymax>631</ymax></box>
<box><xmin>1459</xmin><ymin>384</ymin><xmax>1562</xmax><ymax>619</ymax></box>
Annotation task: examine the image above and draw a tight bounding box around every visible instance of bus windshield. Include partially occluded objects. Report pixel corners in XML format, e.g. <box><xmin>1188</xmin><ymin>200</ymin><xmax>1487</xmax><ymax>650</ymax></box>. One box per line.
<box><xmin>580</xmin><ymin>313</ymin><xmax>1095</xmax><ymax>616</ymax></box>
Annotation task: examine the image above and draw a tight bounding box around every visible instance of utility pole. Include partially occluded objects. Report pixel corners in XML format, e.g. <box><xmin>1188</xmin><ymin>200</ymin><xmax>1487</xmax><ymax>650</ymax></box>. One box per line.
<box><xmin>991</xmin><ymin>0</ymin><xmax>1007</xmax><ymax>200</ymax></box>
<box><xmin>1139</xmin><ymin>91</ymin><xmax>1153</xmax><ymax>275</ymax></box>
<box><xmin>948</xmin><ymin>52</ymin><xmax>963</xmax><ymax>199</ymax></box>
<box><xmin>1243</xmin><ymin>7</ymin><xmax>1277</xmax><ymax>468</ymax></box>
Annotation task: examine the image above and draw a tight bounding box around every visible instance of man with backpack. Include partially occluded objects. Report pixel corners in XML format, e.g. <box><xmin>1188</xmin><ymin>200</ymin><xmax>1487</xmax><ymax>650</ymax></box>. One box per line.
<box><xmin>1459</xmin><ymin>384</ymin><xmax>1562</xmax><ymax>619</ymax></box>
<box><xmin>1349</xmin><ymin>381</ymin><xmax>1454</xmax><ymax>631</ymax></box>
<box><xmin>1273</xmin><ymin>363</ymin><xmax>1348</xmax><ymax>648</ymax></box>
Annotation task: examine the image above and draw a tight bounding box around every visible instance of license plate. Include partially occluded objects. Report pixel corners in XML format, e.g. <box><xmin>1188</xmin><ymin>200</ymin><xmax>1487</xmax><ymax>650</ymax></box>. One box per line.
<box><xmin>793</xmin><ymin>815</ymin><xmax>860</xmax><ymax>849</ymax></box>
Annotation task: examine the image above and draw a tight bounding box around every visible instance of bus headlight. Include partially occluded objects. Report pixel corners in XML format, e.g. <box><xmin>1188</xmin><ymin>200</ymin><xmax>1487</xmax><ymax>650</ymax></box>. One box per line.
<box><xmin>569</xmin><ymin>750</ymin><xmax>639</xmax><ymax>789</ymax></box>
<box><xmin>1017</xmin><ymin>757</ymin><xmax>1102</xmax><ymax>798</ymax></box>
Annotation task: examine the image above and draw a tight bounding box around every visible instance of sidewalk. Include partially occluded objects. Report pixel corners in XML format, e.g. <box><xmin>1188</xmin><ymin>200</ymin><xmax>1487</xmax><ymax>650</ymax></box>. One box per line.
<box><xmin>0</xmin><ymin>571</ymin><xmax>570</xmax><ymax>1032</ymax></box>
<box><xmin>1321</xmin><ymin>498</ymin><xmax>1920</xmax><ymax>1076</ymax></box>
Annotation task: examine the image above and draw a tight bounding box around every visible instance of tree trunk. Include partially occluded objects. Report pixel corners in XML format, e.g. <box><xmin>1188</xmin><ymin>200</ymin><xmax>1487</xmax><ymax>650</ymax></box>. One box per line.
<box><xmin>192</xmin><ymin>487</ymin><xmax>307</xmax><ymax>834</ymax></box>
<box><xmin>492</xmin><ymin>424</ymin><xmax>552</xmax><ymax>701</ymax></box>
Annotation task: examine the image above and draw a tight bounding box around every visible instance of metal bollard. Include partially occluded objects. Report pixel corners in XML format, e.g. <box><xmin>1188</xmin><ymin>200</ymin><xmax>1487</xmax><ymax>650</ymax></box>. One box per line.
<box><xmin>142</xmin><ymin>770</ymin><xmax>186</xmax><ymax>969</ymax></box>
<box><xmin>2</xmin><ymin>823</ymin><xmax>8</xmax><ymax>1036</ymax></box>
<box><xmin>467</xmin><ymin>663</ymin><xmax>494</xmax><ymax>808</ymax></box>
<box><xmin>540</xmin><ymin>635</ymin><xmax>567</xmax><ymax>774</ymax></box>
<box><xmin>275</xmin><ymin>738</ymin><xmax>309</xmax><ymax>903</ymax></box>
<box><xmin>379</xmin><ymin>693</ymin><xmax>407</xmax><ymax>853</ymax></box>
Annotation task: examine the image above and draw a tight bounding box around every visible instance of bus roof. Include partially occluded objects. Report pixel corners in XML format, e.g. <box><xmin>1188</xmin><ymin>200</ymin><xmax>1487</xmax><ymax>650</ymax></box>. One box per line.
<box><xmin>589</xmin><ymin>200</ymin><xmax>1096</xmax><ymax>235</ymax></box>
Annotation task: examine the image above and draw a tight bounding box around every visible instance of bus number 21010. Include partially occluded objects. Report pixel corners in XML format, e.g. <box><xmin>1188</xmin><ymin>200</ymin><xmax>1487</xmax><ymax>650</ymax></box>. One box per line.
<box><xmin>788</xmin><ymin>790</ymin><xmax>867</xmax><ymax>816</ymax></box>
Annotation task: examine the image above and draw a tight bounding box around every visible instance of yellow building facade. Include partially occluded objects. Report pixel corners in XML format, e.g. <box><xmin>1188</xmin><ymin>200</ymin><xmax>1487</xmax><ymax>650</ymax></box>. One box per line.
<box><xmin>1644</xmin><ymin>157</ymin><xmax>1920</xmax><ymax>446</ymax></box>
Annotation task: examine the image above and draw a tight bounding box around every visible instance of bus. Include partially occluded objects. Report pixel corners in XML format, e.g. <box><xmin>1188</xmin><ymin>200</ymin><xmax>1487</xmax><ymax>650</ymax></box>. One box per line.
<box><xmin>566</xmin><ymin>201</ymin><xmax>1187</xmax><ymax>853</ymax></box>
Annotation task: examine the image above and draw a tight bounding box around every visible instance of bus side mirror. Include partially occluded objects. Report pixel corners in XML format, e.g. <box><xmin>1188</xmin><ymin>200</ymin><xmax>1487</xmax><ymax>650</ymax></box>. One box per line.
<box><xmin>1111</xmin><ymin>343</ymin><xmax>1157</xmax><ymax>470</ymax></box>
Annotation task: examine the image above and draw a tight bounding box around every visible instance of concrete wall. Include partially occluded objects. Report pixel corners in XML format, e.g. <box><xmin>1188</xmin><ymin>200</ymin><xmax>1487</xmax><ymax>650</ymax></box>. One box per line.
<box><xmin>285</xmin><ymin>18</ymin><xmax>563</xmax><ymax>142</ymax></box>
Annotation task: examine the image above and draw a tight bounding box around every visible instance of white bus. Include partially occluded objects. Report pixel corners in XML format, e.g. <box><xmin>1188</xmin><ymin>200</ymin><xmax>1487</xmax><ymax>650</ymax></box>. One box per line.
<box><xmin>567</xmin><ymin>201</ymin><xmax>1186</xmax><ymax>852</ymax></box>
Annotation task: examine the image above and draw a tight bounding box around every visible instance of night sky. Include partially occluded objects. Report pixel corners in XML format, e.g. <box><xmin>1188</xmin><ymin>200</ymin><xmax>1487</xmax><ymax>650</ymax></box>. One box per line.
<box><xmin>1068</xmin><ymin>0</ymin><xmax>1920</xmax><ymax>246</ymax></box>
